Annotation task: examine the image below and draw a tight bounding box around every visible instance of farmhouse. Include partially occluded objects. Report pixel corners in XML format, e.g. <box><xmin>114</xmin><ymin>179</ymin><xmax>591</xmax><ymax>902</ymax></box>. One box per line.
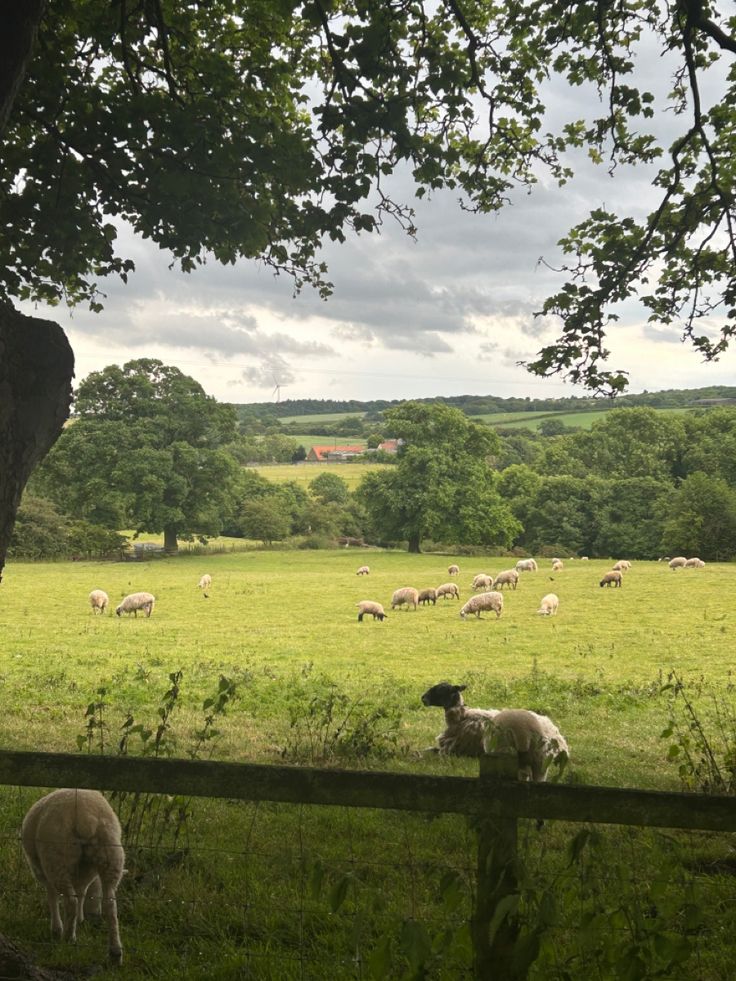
<box><xmin>307</xmin><ymin>445</ymin><xmax>364</xmax><ymax>462</ymax></box>
<box><xmin>376</xmin><ymin>439</ymin><xmax>401</xmax><ymax>454</ymax></box>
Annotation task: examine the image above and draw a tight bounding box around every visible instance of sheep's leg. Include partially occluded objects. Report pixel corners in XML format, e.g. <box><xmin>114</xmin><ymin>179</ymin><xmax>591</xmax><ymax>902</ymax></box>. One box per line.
<box><xmin>100</xmin><ymin>878</ymin><xmax>123</xmax><ymax>964</ymax></box>
<box><xmin>59</xmin><ymin>881</ymin><xmax>80</xmax><ymax>942</ymax></box>
<box><xmin>81</xmin><ymin>873</ymin><xmax>103</xmax><ymax>920</ymax></box>
<box><xmin>46</xmin><ymin>882</ymin><xmax>63</xmax><ymax>939</ymax></box>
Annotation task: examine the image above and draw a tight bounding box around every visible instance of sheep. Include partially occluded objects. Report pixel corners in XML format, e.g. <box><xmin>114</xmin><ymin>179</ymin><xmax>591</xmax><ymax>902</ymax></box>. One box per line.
<box><xmin>668</xmin><ymin>556</ymin><xmax>687</xmax><ymax>569</ymax></box>
<box><xmin>537</xmin><ymin>593</ymin><xmax>559</xmax><ymax>616</ymax></box>
<box><xmin>436</xmin><ymin>582</ymin><xmax>460</xmax><ymax>600</ymax></box>
<box><xmin>580</xmin><ymin>556</ymin><xmax>589</xmax><ymax>561</ymax></box>
<box><xmin>21</xmin><ymin>789</ymin><xmax>125</xmax><ymax>964</ymax></box>
<box><xmin>356</xmin><ymin>601</ymin><xmax>387</xmax><ymax>622</ymax></box>
<box><xmin>356</xmin><ymin>565</ymin><xmax>370</xmax><ymax>576</ymax></box>
<box><xmin>198</xmin><ymin>574</ymin><xmax>212</xmax><ymax>592</ymax></box>
<box><xmin>89</xmin><ymin>590</ymin><xmax>109</xmax><ymax>615</ymax></box>
<box><xmin>115</xmin><ymin>591</ymin><xmax>156</xmax><ymax>617</ymax></box>
<box><xmin>471</xmin><ymin>573</ymin><xmax>494</xmax><ymax>591</ymax></box>
<box><xmin>459</xmin><ymin>591</ymin><xmax>503</xmax><ymax>619</ymax></box>
<box><xmin>658</xmin><ymin>556</ymin><xmax>671</xmax><ymax>562</ymax></box>
<box><xmin>448</xmin><ymin>564</ymin><xmax>460</xmax><ymax>576</ymax></box>
<box><xmin>685</xmin><ymin>557</ymin><xmax>706</xmax><ymax>568</ymax></box>
<box><xmin>493</xmin><ymin>569</ymin><xmax>519</xmax><ymax>590</ymax></box>
<box><xmin>516</xmin><ymin>558</ymin><xmax>538</xmax><ymax>572</ymax></box>
<box><xmin>599</xmin><ymin>571</ymin><xmax>622</xmax><ymax>588</ymax></box>
<box><xmin>551</xmin><ymin>560</ymin><xmax>564</xmax><ymax>572</ymax></box>
<box><xmin>418</xmin><ymin>588</ymin><xmax>437</xmax><ymax>606</ymax></box>
<box><xmin>612</xmin><ymin>560</ymin><xmax>631</xmax><ymax>572</ymax></box>
<box><xmin>421</xmin><ymin>683</ymin><xmax>569</xmax><ymax>780</ymax></box>
<box><xmin>391</xmin><ymin>587</ymin><xmax>419</xmax><ymax>611</ymax></box>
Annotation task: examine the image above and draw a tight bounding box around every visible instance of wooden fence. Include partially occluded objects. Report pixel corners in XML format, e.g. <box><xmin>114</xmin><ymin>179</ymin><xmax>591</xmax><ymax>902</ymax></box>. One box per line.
<box><xmin>2</xmin><ymin>748</ymin><xmax>736</xmax><ymax>979</ymax></box>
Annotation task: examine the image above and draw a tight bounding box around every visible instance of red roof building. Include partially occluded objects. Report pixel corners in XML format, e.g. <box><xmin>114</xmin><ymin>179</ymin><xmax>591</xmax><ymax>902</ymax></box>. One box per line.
<box><xmin>306</xmin><ymin>445</ymin><xmax>364</xmax><ymax>462</ymax></box>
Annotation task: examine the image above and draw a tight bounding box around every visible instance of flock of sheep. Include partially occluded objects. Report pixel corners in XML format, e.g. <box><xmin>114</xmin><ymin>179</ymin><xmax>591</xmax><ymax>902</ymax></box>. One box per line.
<box><xmin>87</xmin><ymin>574</ymin><xmax>214</xmax><ymax>619</ymax></box>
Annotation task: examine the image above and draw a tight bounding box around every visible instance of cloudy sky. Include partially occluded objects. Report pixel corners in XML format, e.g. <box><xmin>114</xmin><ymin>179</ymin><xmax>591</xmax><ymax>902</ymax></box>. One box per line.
<box><xmin>19</xmin><ymin>40</ymin><xmax>736</xmax><ymax>406</ymax></box>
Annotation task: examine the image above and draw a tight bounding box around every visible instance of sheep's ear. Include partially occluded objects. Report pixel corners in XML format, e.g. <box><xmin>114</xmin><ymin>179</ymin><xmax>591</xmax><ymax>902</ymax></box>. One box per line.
<box><xmin>455</xmin><ymin>684</ymin><xmax>467</xmax><ymax>693</ymax></box>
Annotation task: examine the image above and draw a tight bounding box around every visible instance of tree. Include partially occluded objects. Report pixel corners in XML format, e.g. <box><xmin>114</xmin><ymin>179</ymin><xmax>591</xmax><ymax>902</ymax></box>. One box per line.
<box><xmin>662</xmin><ymin>471</ymin><xmax>736</xmax><ymax>560</ymax></box>
<box><xmin>4</xmin><ymin>1</ymin><xmax>736</xmax><ymax>574</ymax></box>
<box><xmin>237</xmin><ymin>498</ymin><xmax>291</xmax><ymax>547</ymax></box>
<box><xmin>309</xmin><ymin>472</ymin><xmax>350</xmax><ymax>506</ymax></box>
<box><xmin>35</xmin><ymin>360</ymin><xmax>241</xmax><ymax>551</ymax></box>
<box><xmin>358</xmin><ymin>402</ymin><xmax>518</xmax><ymax>552</ymax></box>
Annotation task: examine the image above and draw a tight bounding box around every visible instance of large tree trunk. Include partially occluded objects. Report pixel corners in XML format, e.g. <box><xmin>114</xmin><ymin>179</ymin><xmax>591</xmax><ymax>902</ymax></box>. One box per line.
<box><xmin>408</xmin><ymin>533</ymin><xmax>421</xmax><ymax>554</ymax></box>
<box><xmin>0</xmin><ymin>302</ymin><xmax>74</xmax><ymax>580</ymax></box>
<box><xmin>163</xmin><ymin>526</ymin><xmax>179</xmax><ymax>553</ymax></box>
<box><xmin>0</xmin><ymin>0</ymin><xmax>47</xmax><ymax>135</ymax></box>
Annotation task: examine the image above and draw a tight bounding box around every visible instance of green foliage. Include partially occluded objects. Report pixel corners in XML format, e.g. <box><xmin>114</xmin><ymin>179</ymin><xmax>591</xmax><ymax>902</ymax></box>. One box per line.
<box><xmin>662</xmin><ymin>472</ymin><xmax>736</xmax><ymax>561</ymax></box>
<box><xmin>236</xmin><ymin>498</ymin><xmax>291</xmax><ymax>546</ymax></box>
<box><xmin>309</xmin><ymin>471</ymin><xmax>350</xmax><ymax>506</ymax></box>
<box><xmin>9</xmin><ymin>494</ymin><xmax>126</xmax><ymax>559</ymax></box>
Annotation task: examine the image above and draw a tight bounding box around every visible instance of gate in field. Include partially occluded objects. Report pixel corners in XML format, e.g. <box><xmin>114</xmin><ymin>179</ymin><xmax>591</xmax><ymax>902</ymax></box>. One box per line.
<box><xmin>1</xmin><ymin>749</ymin><xmax>736</xmax><ymax>979</ymax></box>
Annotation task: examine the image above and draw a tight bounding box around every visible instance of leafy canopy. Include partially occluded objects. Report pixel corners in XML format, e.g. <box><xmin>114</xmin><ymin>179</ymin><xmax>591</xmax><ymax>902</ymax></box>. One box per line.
<box><xmin>4</xmin><ymin>1</ymin><xmax>736</xmax><ymax>390</ymax></box>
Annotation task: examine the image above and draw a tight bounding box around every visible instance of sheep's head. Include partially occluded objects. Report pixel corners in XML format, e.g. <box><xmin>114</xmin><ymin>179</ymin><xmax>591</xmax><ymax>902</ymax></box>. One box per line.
<box><xmin>421</xmin><ymin>682</ymin><xmax>466</xmax><ymax>709</ymax></box>
<box><xmin>115</xmin><ymin>605</ymin><xmax>123</xmax><ymax>616</ymax></box>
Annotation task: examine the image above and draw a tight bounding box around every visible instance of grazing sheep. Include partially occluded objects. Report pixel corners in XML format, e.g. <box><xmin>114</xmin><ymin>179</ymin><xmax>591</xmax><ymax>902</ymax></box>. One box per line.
<box><xmin>459</xmin><ymin>591</ymin><xmax>503</xmax><ymax>619</ymax></box>
<box><xmin>599</xmin><ymin>571</ymin><xmax>623</xmax><ymax>588</ymax></box>
<box><xmin>668</xmin><ymin>556</ymin><xmax>687</xmax><ymax>569</ymax></box>
<box><xmin>436</xmin><ymin>582</ymin><xmax>460</xmax><ymax>600</ymax></box>
<box><xmin>89</xmin><ymin>590</ymin><xmax>109</xmax><ymax>615</ymax></box>
<box><xmin>391</xmin><ymin>587</ymin><xmax>419</xmax><ymax>611</ymax></box>
<box><xmin>551</xmin><ymin>560</ymin><xmax>564</xmax><ymax>572</ymax></box>
<box><xmin>537</xmin><ymin>593</ymin><xmax>559</xmax><ymax>616</ymax></box>
<box><xmin>356</xmin><ymin>601</ymin><xmax>387</xmax><ymax>622</ymax></box>
<box><xmin>493</xmin><ymin>569</ymin><xmax>519</xmax><ymax>590</ymax></box>
<box><xmin>21</xmin><ymin>789</ymin><xmax>125</xmax><ymax>964</ymax></box>
<box><xmin>471</xmin><ymin>573</ymin><xmax>494</xmax><ymax>591</ymax></box>
<box><xmin>685</xmin><ymin>557</ymin><xmax>706</xmax><ymax>568</ymax></box>
<box><xmin>658</xmin><ymin>556</ymin><xmax>671</xmax><ymax>562</ymax></box>
<box><xmin>198</xmin><ymin>574</ymin><xmax>212</xmax><ymax>591</ymax></box>
<box><xmin>356</xmin><ymin>565</ymin><xmax>370</xmax><ymax>576</ymax></box>
<box><xmin>421</xmin><ymin>683</ymin><xmax>569</xmax><ymax>780</ymax></box>
<box><xmin>115</xmin><ymin>591</ymin><xmax>156</xmax><ymax>617</ymax></box>
<box><xmin>418</xmin><ymin>588</ymin><xmax>437</xmax><ymax>606</ymax></box>
<box><xmin>612</xmin><ymin>560</ymin><xmax>631</xmax><ymax>572</ymax></box>
<box><xmin>580</xmin><ymin>556</ymin><xmax>589</xmax><ymax>561</ymax></box>
<box><xmin>516</xmin><ymin>558</ymin><xmax>538</xmax><ymax>573</ymax></box>
<box><xmin>448</xmin><ymin>564</ymin><xmax>460</xmax><ymax>576</ymax></box>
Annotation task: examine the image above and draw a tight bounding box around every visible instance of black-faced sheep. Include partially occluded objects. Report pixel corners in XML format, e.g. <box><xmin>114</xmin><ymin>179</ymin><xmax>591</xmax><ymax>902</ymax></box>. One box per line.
<box><xmin>537</xmin><ymin>593</ymin><xmax>559</xmax><ymax>616</ymax></box>
<box><xmin>436</xmin><ymin>582</ymin><xmax>460</xmax><ymax>600</ymax></box>
<box><xmin>391</xmin><ymin>587</ymin><xmax>419</xmax><ymax>611</ymax></box>
<box><xmin>115</xmin><ymin>592</ymin><xmax>156</xmax><ymax>617</ymax></box>
<box><xmin>421</xmin><ymin>682</ymin><xmax>497</xmax><ymax>756</ymax></box>
<box><xmin>599</xmin><ymin>571</ymin><xmax>622</xmax><ymax>588</ymax></box>
<box><xmin>418</xmin><ymin>588</ymin><xmax>437</xmax><ymax>606</ymax></box>
<box><xmin>89</xmin><ymin>590</ymin><xmax>109</xmax><ymax>615</ymax></box>
<box><xmin>459</xmin><ymin>591</ymin><xmax>503</xmax><ymax>619</ymax></box>
<box><xmin>21</xmin><ymin>789</ymin><xmax>125</xmax><ymax>964</ymax></box>
<box><xmin>356</xmin><ymin>601</ymin><xmax>387</xmax><ymax>622</ymax></box>
<box><xmin>493</xmin><ymin>569</ymin><xmax>519</xmax><ymax>590</ymax></box>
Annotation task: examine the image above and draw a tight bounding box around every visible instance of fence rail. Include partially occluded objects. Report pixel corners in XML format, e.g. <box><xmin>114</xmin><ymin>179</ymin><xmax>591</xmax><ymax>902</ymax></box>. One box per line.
<box><xmin>3</xmin><ymin>748</ymin><xmax>736</xmax><ymax>979</ymax></box>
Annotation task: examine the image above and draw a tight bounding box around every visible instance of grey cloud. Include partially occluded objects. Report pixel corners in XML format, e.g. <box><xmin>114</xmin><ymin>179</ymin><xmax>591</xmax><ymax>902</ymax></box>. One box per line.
<box><xmin>240</xmin><ymin>356</ymin><xmax>297</xmax><ymax>389</ymax></box>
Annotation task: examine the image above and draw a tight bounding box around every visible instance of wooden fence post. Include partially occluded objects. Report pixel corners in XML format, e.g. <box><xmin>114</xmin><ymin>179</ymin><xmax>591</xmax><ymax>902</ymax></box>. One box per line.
<box><xmin>472</xmin><ymin>752</ymin><xmax>522</xmax><ymax>980</ymax></box>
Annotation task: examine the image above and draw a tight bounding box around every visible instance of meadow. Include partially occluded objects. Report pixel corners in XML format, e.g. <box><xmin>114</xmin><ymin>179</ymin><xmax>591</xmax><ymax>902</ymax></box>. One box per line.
<box><xmin>1</xmin><ymin>551</ymin><xmax>735</xmax><ymax>978</ymax></box>
<box><xmin>254</xmin><ymin>461</ymin><xmax>388</xmax><ymax>490</ymax></box>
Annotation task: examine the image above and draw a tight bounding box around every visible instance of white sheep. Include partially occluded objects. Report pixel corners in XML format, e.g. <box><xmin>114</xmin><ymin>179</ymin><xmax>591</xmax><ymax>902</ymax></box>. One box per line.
<box><xmin>198</xmin><ymin>574</ymin><xmax>212</xmax><ymax>591</ymax></box>
<box><xmin>448</xmin><ymin>564</ymin><xmax>460</xmax><ymax>576</ymax></box>
<box><xmin>580</xmin><ymin>556</ymin><xmax>589</xmax><ymax>561</ymax></box>
<box><xmin>685</xmin><ymin>557</ymin><xmax>705</xmax><ymax>568</ymax></box>
<box><xmin>115</xmin><ymin>591</ymin><xmax>156</xmax><ymax>617</ymax></box>
<box><xmin>391</xmin><ymin>587</ymin><xmax>419</xmax><ymax>611</ymax></box>
<box><xmin>418</xmin><ymin>588</ymin><xmax>437</xmax><ymax>606</ymax></box>
<box><xmin>493</xmin><ymin>569</ymin><xmax>519</xmax><ymax>590</ymax></box>
<box><xmin>21</xmin><ymin>789</ymin><xmax>125</xmax><ymax>964</ymax></box>
<box><xmin>537</xmin><ymin>593</ymin><xmax>559</xmax><ymax>616</ymax></box>
<box><xmin>436</xmin><ymin>582</ymin><xmax>460</xmax><ymax>600</ymax></box>
<box><xmin>516</xmin><ymin>558</ymin><xmax>538</xmax><ymax>572</ymax></box>
<box><xmin>356</xmin><ymin>565</ymin><xmax>370</xmax><ymax>576</ymax></box>
<box><xmin>668</xmin><ymin>556</ymin><xmax>687</xmax><ymax>569</ymax></box>
<box><xmin>612</xmin><ymin>560</ymin><xmax>631</xmax><ymax>572</ymax></box>
<box><xmin>459</xmin><ymin>591</ymin><xmax>503</xmax><ymax>619</ymax></box>
<box><xmin>551</xmin><ymin>560</ymin><xmax>564</xmax><ymax>572</ymax></box>
<box><xmin>471</xmin><ymin>573</ymin><xmax>494</xmax><ymax>591</ymax></box>
<box><xmin>421</xmin><ymin>682</ymin><xmax>569</xmax><ymax>780</ymax></box>
<box><xmin>356</xmin><ymin>600</ymin><xmax>387</xmax><ymax>622</ymax></box>
<box><xmin>89</xmin><ymin>590</ymin><xmax>109</xmax><ymax>615</ymax></box>
<box><xmin>599</xmin><ymin>571</ymin><xmax>623</xmax><ymax>588</ymax></box>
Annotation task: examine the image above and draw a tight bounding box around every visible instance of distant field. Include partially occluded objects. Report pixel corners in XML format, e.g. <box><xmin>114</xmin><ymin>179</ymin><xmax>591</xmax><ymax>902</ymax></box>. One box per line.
<box><xmin>474</xmin><ymin>405</ymin><xmax>697</xmax><ymax>431</ymax></box>
<box><xmin>253</xmin><ymin>460</ymin><xmax>389</xmax><ymax>489</ymax></box>
<box><xmin>279</xmin><ymin>411</ymin><xmax>365</xmax><ymax>425</ymax></box>
<box><xmin>283</xmin><ymin>434</ymin><xmax>368</xmax><ymax>450</ymax></box>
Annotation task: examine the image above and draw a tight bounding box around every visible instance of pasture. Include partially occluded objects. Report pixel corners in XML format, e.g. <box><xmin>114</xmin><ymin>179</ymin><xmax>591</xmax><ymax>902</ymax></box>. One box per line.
<box><xmin>254</xmin><ymin>461</ymin><xmax>388</xmax><ymax>490</ymax></box>
<box><xmin>1</xmin><ymin>552</ymin><xmax>735</xmax><ymax>978</ymax></box>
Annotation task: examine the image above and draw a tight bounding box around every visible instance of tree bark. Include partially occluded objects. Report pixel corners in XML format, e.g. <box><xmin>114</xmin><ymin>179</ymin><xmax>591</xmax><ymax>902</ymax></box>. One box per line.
<box><xmin>408</xmin><ymin>533</ymin><xmax>421</xmax><ymax>553</ymax></box>
<box><xmin>163</xmin><ymin>526</ymin><xmax>179</xmax><ymax>553</ymax></box>
<box><xmin>0</xmin><ymin>0</ymin><xmax>46</xmax><ymax>136</ymax></box>
<box><xmin>0</xmin><ymin>302</ymin><xmax>74</xmax><ymax>580</ymax></box>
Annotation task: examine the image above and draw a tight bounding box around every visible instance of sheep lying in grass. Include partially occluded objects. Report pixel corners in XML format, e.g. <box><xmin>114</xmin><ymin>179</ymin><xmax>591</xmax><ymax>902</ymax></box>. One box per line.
<box><xmin>22</xmin><ymin>789</ymin><xmax>125</xmax><ymax>964</ymax></box>
<box><xmin>493</xmin><ymin>569</ymin><xmax>519</xmax><ymax>590</ymax></box>
<box><xmin>669</xmin><ymin>556</ymin><xmax>687</xmax><ymax>569</ymax></box>
<box><xmin>115</xmin><ymin>591</ymin><xmax>156</xmax><ymax>617</ymax></box>
<box><xmin>599</xmin><ymin>571</ymin><xmax>622</xmax><ymax>588</ymax></box>
<box><xmin>391</xmin><ymin>587</ymin><xmax>419</xmax><ymax>611</ymax></box>
<box><xmin>685</xmin><ymin>557</ymin><xmax>705</xmax><ymax>568</ymax></box>
<box><xmin>471</xmin><ymin>573</ymin><xmax>494</xmax><ymax>591</ymax></box>
<box><xmin>537</xmin><ymin>593</ymin><xmax>559</xmax><ymax>616</ymax></box>
<box><xmin>89</xmin><ymin>590</ymin><xmax>109</xmax><ymax>615</ymax></box>
<box><xmin>436</xmin><ymin>582</ymin><xmax>460</xmax><ymax>600</ymax></box>
<box><xmin>421</xmin><ymin>682</ymin><xmax>569</xmax><ymax>779</ymax></box>
<box><xmin>448</xmin><ymin>564</ymin><xmax>460</xmax><ymax>576</ymax></box>
<box><xmin>516</xmin><ymin>558</ymin><xmax>538</xmax><ymax>572</ymax></box>
<box><xmin>418</xmin><ymin>588</ymin><xmax>437</xmax><ymax>606</ymax></box>
<box><xmin>459</xmin><ymin>591</ymin><xmax>503</xmax><ymax>619</ymax></box>
<box><xmin>356</xmin><ymin>565</ymin><xmax>370</xmax><ymax>576</ymax></box>
<box><xmin>356</xmin><ymin>601</ymin><xmax>387</xmax><ymax>622</ymax></box>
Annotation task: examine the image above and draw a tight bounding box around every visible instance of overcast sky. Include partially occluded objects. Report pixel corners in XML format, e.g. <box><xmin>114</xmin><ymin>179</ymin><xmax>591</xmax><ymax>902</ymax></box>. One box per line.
<box><xmin>19</xmin><ymin>33</ymin><xmax>736</xmax><ymax>406</ymax></box>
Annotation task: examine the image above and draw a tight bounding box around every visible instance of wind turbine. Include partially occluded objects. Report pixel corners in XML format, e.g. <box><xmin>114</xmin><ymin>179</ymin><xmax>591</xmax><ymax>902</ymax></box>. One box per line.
<box><xmin>271</xmin><ymin>374</ymin><xmax>286</xmax><ymax>403</ymax></box>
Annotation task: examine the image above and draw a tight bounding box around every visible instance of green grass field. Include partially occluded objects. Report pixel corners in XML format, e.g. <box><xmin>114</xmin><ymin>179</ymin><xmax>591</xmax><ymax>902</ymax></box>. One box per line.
<box><xmin>280</xmin><ymin>433</ymin><xmax>368</xmax><ymax>449</ymax></box>
<box><xmin>473</xmin><ymin>406</ymin><xmax>698</xmax><ymax>431</ymax></box>
<box><xmin>278</xmin><ymin>412</ymin><xmax>366</xmax><ymax>425</ymax></box>
<box><xmin>254</xmin><ymin>461</ymin><xmax>388</xmax><ymax>489</ymax></box>
<box><xmin>1</xmin><ymin>552</ymin><xmax>735</xmax><ymax>978</ymax></box>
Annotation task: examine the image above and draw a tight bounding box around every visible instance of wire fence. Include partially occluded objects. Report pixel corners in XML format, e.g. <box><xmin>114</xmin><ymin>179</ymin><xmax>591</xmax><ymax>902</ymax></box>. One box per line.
<box><xmin>0</xmin><ymin>752</ymin><xmax>735</xmax><ymax>979</ymax></box>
